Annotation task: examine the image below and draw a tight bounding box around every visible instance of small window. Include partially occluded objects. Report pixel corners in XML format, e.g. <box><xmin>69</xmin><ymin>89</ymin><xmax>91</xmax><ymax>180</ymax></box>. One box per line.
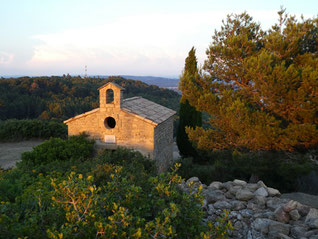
<box><xmin>106</xmin><ymin>89</ymin><xmax>114</xmax><ymax>104</ymax></box>
<box><xmin>104</xmin><ymin>117</ymin><xmax>116</xmax><ymax>129</ymax></box>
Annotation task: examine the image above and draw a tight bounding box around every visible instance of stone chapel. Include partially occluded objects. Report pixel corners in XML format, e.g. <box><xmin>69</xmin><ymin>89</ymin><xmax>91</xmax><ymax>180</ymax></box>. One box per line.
<box><xmin>63</xmin><ymin>82</ymin><xmax>176</xmax><ymax>171</ymax></box>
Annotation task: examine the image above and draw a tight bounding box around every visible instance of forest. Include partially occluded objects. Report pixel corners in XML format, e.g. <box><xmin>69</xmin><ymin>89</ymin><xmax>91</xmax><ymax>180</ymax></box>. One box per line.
<box><xmin>0</xmin><ymin>75</ymin><xmax>180</xmax><ymax>121</ymax></box>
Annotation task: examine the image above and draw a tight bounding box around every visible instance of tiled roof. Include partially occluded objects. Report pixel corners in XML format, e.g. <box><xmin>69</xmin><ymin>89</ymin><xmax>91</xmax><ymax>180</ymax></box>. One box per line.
<box><xmin>63</xmin><ymin>96</ymin><xmax>176</xmax><ymax>125</ymax></box>
<box><xmin>122</xmin><ymin>97</ymin><xmax>176</xmax><ymax>124</ymax></box>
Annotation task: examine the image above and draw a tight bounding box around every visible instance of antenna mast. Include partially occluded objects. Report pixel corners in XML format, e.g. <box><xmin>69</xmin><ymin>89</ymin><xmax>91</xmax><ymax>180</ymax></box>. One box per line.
<box><xmin>84</xmin><ymin>65</ymin><xmax>88</xmax><ymax>78</ymax></box>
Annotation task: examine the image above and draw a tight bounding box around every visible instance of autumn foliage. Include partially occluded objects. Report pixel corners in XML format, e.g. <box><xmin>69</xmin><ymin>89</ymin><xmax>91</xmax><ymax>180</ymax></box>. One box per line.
<box><xmin>180</xmin><ymin>10</ymin><xmax>318</xmax><ymax>151</ymax></box>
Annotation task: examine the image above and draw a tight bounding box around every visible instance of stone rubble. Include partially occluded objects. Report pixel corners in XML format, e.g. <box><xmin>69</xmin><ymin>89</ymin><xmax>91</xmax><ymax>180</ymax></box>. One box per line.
<box><xmin>180</xmin><ymin>178</ymin><xmax>318</xmax><ymax>239</ymax></box>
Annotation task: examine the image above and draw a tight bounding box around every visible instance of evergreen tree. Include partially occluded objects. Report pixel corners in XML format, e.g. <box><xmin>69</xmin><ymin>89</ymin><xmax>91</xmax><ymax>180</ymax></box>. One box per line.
<box><xmin>179</xmin><ymin>10</ymin><xmax>318</xmax><ymax>152</ymax></box>
<box><xmin>177</xmin><ymin>47</ymin><xmax>202</xmax><ymax>157</ymax></box>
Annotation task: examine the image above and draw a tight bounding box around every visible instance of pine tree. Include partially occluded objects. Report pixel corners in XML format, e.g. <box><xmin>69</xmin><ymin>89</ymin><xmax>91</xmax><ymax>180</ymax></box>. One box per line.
<box><xmin>179</xmin><ymin>10</ymin><xmax>318</xmax><ymax>152</ymax></box>
<box><xmin>177</xmin><ymin>47</ymin><xmax>202</xmax><ymax>157</ymax></box>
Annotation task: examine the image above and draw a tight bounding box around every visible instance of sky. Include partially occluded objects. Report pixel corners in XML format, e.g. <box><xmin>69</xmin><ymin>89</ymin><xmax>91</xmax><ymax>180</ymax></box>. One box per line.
<box><xmin>0</xmin><ymin>0</ymin><xmax>317</xmax><ymax>78</ymax></box>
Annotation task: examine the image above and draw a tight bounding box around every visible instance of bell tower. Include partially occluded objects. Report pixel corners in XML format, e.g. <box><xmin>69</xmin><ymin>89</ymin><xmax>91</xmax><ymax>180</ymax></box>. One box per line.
<box><xmin>98</xmin><ymin>82</ymin><xmax>124</xmax><ymax>110</ymax></box>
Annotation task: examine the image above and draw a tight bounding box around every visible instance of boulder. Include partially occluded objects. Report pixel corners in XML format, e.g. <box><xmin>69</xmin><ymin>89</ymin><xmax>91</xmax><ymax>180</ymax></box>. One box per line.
<box><xmin>289</xmin><ymin>209</ymin><xmax>301</xmax><ymax>221</ymax></box>
<box><xmin>186</xmin><ymin>177</ymin><xmax>201</xmax><ymax>187</ymax></box>
<box><xmin>229</xmin><ymin>185</ymin><xmax>243</xmax><ymax>195</ymax></box>
<box><xmin>290</xmin><ymin>226</ymin><xmax>308</xmax><ymax>238</ymax></box>
<box><xmin>209</xmin><ymin>181</ymin><xmax>222</xmax><ymax>189</ymax></box>
<box><xmin>207</xmin><ymin>204</ymin><xmax>215</xmax><ymax>212</ymax></box>
<box><xmin>213</xmin><ymin>200</ymin><xmax>232</xmax><ymax>210</ymax></box>
<box><xmin>225</xmin><ymin>191</ymin><xmax>235</xmax><ymax>199</ymax></box>
<box><xmin>254</xmin><ymin>195</ymin><xmax>266</xmax><ymax>206</ymax></box>
<box><xmin>252</xmin><ymin>218</ymin><xmax>272</xmax><ymax>234</ymax></box>
<box><xmin>231</xmin><ymin>200</ymin><xmax>246</xmax><ymax>210</ymax></box>
<box><xmin>233</xmin><ymin>179</ymin><xmax>247</xmax><ymax>187</ymax></box>
<box><xmin>204</xmin><ymin>189</ymin><xmax>226</xmax><ymax>204</ymax></box>
<box><xmin>307</xmin><ymin>218</ymin><xmax>318</xmax><ymax>229</ymax></box>
<box><xmin>236</xmin><ymin>189</ymin><xmax>254</xmax><ymax>201</ymax></box>
<box><xmin>267</xmin><ymin>197</ymin><xmax>284</xmax><ymax>210</ymax></box>
<box><xmin>246</xmin><ymin>183</ymin><xmax>259</xmax><ymax>192</ymax></box>
<box><xmin>268</xmin><ymin>220</ymin><xmax>291</xmax><ymax>236</ymax></box>
<box><xmin>306</xmin><ymin>208</ymin><xmax>318</xmax><ymax>223</ymax></box>
<box><xmin>234</xmin><ymin>221</ymin><xmax>243</xmax><ymax>230</ymax></box>
<box><xmin>269</xmin><ymin>232</ymin><xmax>292</xmax><ymax>239</ymax></box>
<box><xmin>247</xmin><ymin>201</ymin><xmax>262</xmax><ymax>211</ymax></box>
<box><xmin>283</xmin><ymin>200</ymin><xmax>298</xmax><ymax>212</ymax></box>
<box><xmin>240</xmin><ymin>209</ymin><xmax>253</xmax><ymax>218</ymax></box>
<box><xmin>257</xmin><ymin>180</ymin><xmax>267</xmax><ymax>189</ymax></box>
<box><xmin>186</xmin><ymin>177</ymin><xmax>200</xmax><ymax>183</ymax></box>
<box><xmin>255</xmin><ymin>187</ymin><xmax>269</xmax><ymax>197</ymax></box>
<box><xmin>221</xmin><ymin>181</ymin><xmax>234</xmax><ymax>191</ymax></box>
<box><xmin>268</xmin><ymin>187</ymin><xmax>281</xmax><ymax>197</ymax></box>
<box><xmin>274</xmin><ymin>206</ymin><xmax>290</xmax><ymax>223</ymax></box>
<box><xmin>297</xmin><ymin>202</ymin><xmax>311</xmax><ymax>216</ymax></box>
<box><xmin>254</xmin><ymin>211</ymin><xmax>275</xmax><ymax>220</ymax></box>
<box><xmin>305</xmin><ymin>229</ymin><xmax>318</xmax><ymax>238</ymax></box>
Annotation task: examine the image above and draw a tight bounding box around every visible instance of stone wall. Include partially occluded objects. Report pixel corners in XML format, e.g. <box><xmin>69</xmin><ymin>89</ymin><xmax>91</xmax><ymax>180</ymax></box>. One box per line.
<box><xmin>67</xmin><ymin>107</ymin><xmax>155</xmax><ymax>158</ymax></box>
<box><xmin>154</xmin><ymin>116</ymin><xmax>174</xmax><ymax>172</ymax></box>
<box><xmin>180</xmin><ymin>178</ymin><xmax>318</xmax><ymax>239</ymax></box>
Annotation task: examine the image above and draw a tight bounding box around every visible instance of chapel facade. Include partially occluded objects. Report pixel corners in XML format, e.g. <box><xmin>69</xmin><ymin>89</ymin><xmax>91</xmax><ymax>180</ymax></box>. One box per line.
<box><xmin>63</xmin><ymin>82</ymin><xmax>176</xmax><ymax>171</ymax></box>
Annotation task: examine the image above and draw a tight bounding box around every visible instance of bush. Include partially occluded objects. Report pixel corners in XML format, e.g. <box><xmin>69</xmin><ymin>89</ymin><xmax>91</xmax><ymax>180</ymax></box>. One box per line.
<box><xmin>98</xmin><ymin>147</ymin><xmax>156</xmax><ymax>174</ymax></box>
<box><xmin>178</xmin><ymin>151</ymin><xmax>317</xmax><ymax>193</ymax></box>
<box><xmin>0</xmin><ymin>119</ymin><xmax>67</xmax><ymax>141</ymax></box>
<box><xmin>20</xmin><ymin>135</ymin><xmax>94</xmax><ymax>168</ymax></box>
<box><xmin>0</xmin><ymin>138</ymin><xmax>232</xmax><ymax>238</ymax></box>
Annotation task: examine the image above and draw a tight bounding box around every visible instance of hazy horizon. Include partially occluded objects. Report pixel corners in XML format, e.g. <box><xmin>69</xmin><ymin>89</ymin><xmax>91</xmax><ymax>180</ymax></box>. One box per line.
<box><xmin>0</xmin><ymin>74</ymin><xmax>179</xmax><ymax>79</ymax></box>
<box><xmin>1</xmin><ymin>0</ymin><xmax>317</xmax><ymax>77</ymax></box>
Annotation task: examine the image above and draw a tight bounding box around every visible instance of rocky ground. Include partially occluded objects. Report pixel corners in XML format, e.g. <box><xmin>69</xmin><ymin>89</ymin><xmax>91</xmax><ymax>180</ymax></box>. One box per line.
<box><xmin>180</xmin><ymin>178</ymin><xmax>318</xmax><ymax>239</ymax></box>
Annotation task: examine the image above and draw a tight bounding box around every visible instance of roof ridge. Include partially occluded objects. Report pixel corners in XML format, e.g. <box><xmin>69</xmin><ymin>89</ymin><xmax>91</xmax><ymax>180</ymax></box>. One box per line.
<box><xmin>123</xmin><ymin>96</ymin><xmax>142</xmax><ymax>102</ymax></box>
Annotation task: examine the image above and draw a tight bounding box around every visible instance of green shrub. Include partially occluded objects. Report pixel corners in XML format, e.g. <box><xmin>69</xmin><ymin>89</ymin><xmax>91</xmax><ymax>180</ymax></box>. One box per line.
<box><xmin>98</xmin><ymin>147</ymin><xmax>156</xmax><ymax>175</ymax></box>
<box><xmin>0</xmin><ymin>138</ymin><xmax>232</xmax><ymax>238</ymax></box>
<box><xmin>0</xmin><ymin>119</ymin><xmax>67</xmax><ymax>141</ymax></box>
<box><xmin>20</xmin><ymin>135</ymin><xmax>94</xmax><ymax>168</ymax></box>
<box><xmin>179</xmin><ymin>151</ymin><xmax>316</xmax><ymax>193</ymax></box>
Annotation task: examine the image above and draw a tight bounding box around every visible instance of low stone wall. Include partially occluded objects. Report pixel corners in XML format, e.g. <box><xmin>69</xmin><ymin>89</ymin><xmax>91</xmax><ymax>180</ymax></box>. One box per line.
<box><xmin>180</xmin><ymin>178</ymin><xmax>318</xmax><ymax>239</ymax></box>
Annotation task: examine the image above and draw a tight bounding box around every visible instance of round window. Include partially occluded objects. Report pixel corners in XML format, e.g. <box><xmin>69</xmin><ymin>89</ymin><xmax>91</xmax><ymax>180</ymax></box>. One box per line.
<box><xmin>104</xmin><ymin>117</ymin><xmax>116</xmax><ymax>129</ymax></box>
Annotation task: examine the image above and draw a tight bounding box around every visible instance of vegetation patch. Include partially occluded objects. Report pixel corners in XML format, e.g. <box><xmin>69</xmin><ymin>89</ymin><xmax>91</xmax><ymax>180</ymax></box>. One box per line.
<box><xmin>0</xmin><ymin>136</ymin><xmax>231</xmax><ymax>238</ymax></box>
<box><xmin>0</xmin><ymin>119</ymin><xmax>67</xmax><ymax>142</ymax></box>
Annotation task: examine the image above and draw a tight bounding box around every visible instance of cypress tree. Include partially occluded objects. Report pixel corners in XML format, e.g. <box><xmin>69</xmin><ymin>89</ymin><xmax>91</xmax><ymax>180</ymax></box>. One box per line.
<box><xmin>177</xmin><ymin>47</ymin><xmax>202</xmax><ymax>157</ymax></box>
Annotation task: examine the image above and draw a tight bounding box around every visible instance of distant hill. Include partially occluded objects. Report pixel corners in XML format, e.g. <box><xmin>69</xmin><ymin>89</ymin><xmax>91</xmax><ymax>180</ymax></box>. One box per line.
<box><xmin>120</xmin><ymin>75</ymin><xmax>179</xmax><ymax>88</ymax></box>
<box><xmin>89</xmin><ymin>75</ymin><xmax>179</xmax><ymax>88</ymax></box>
<box><xmin>2</xmin><ymin>75</ymin><xmax>180</xmax><ymax>88</ymax></box>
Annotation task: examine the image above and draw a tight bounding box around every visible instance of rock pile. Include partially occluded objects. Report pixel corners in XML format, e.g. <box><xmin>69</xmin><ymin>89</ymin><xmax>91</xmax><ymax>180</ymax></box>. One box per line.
<box><xmin>180</xmin><ymin>177</ymin><xmax>318</xmax><ymax>239</ymax></box>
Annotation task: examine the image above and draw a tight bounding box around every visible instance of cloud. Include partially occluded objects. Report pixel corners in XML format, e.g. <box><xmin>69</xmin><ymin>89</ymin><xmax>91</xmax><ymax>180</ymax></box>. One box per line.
<box><xmin>26</xmin><ymin>9</ymin><xmax>286</xmax><ymax>75</ymax></box>
<box><xmin>0</xmin><ymin>52</ymin><xmax>14</xmax><ymax>65</ymax></box>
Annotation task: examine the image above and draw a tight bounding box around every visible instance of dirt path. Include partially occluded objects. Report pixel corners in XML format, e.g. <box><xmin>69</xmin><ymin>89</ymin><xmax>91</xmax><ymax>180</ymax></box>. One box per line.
<box><xmin>0</xmin><ymin>140</ymin><xmax>43</xmax><ymax>169</ymax></box>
